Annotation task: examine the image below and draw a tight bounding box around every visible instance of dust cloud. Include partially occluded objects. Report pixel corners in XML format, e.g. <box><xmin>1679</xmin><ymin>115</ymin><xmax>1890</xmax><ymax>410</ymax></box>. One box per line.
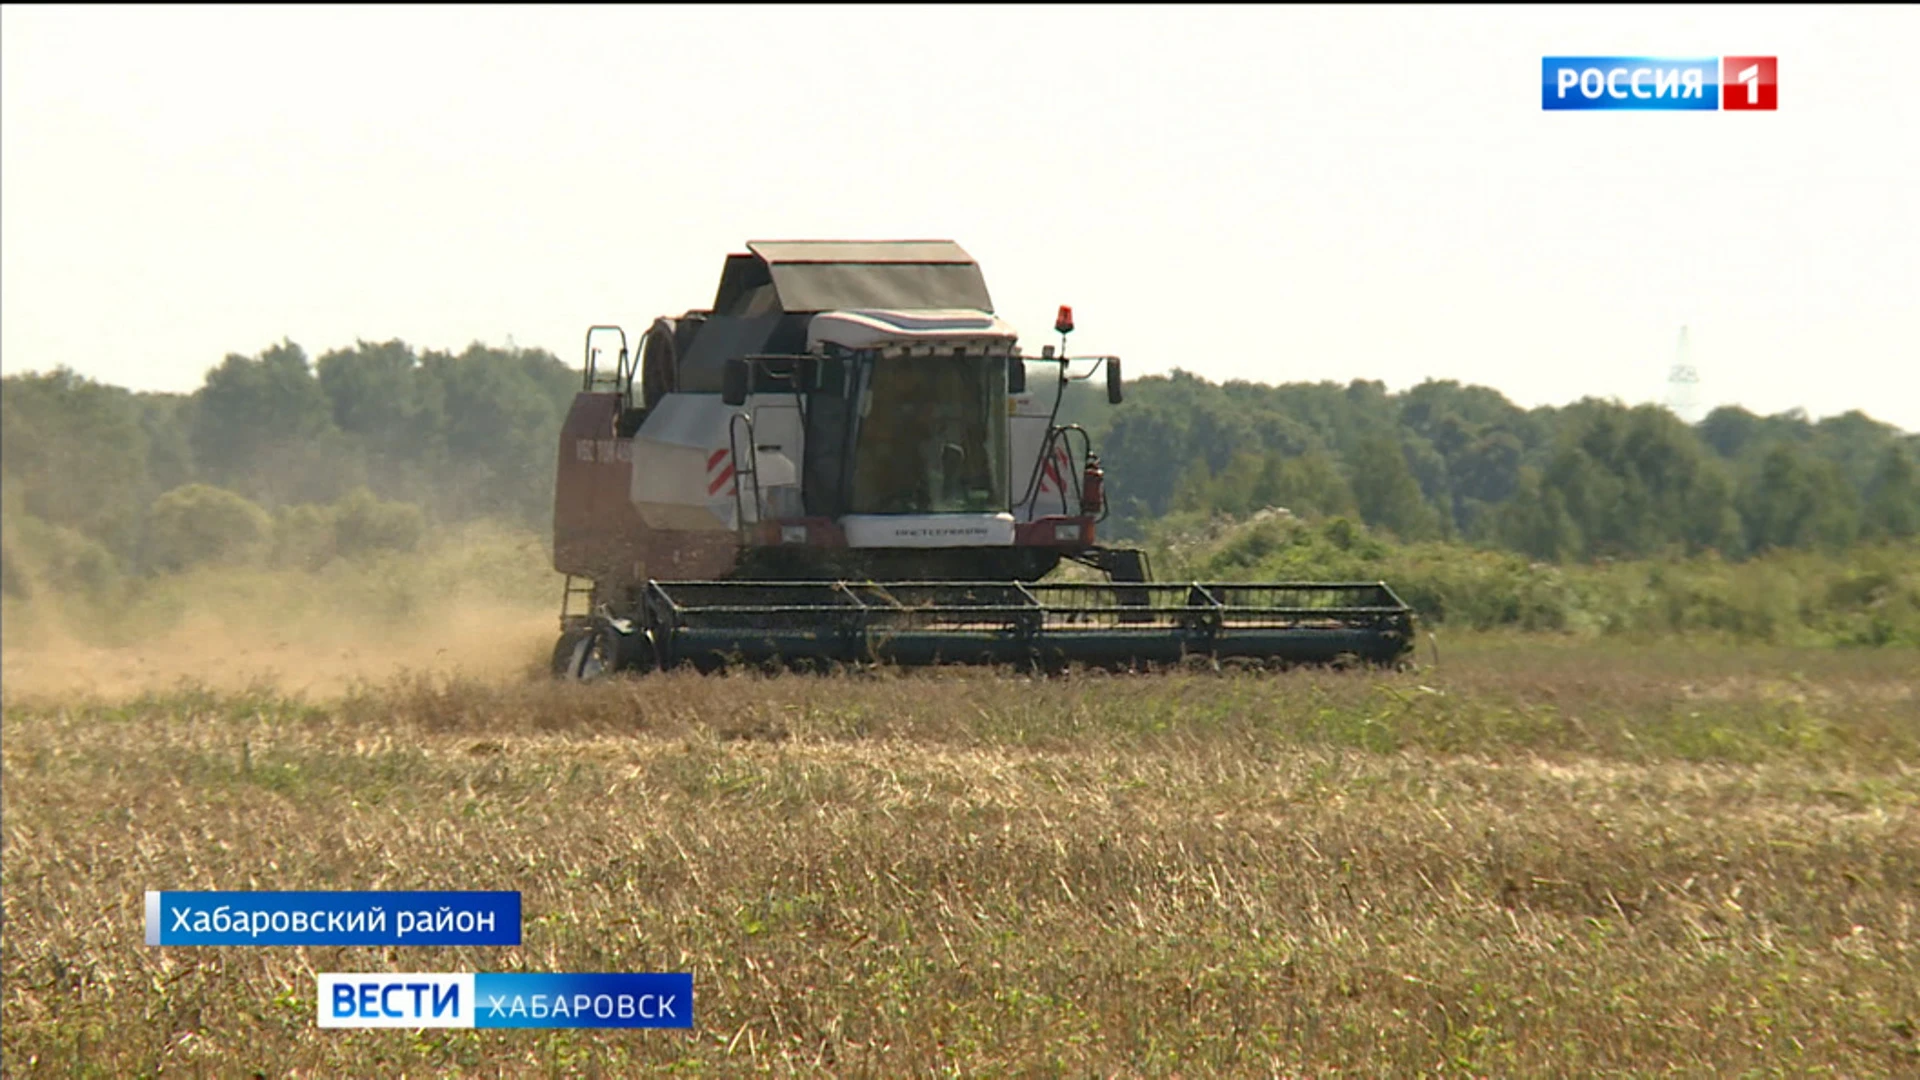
<box><xmin>1</xmin><ymin>600</ymin><xmax>557</xmax><ymax>702</ymax></box>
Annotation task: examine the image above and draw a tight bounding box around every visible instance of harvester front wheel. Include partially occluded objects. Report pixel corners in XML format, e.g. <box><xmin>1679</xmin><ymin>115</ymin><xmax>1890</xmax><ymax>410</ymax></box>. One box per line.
<box><xmin>551</xmin><ymin>627</ymin><xmax>592</xmax><ymax>678</ymax></box>
<box><xmin>567</xmin><ymin>617</ymin><xmax>658</xmax><ymax>682</ymax></box>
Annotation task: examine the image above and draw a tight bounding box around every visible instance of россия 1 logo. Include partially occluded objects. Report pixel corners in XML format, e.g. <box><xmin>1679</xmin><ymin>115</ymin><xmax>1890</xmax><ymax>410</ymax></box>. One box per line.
<box><xmin>1541</xmin><ymin>57</ymin><xmax>1777</xmax><ymax>110</ymax></box>
<box><xmin>1720</xmin><ymin>56</ymin><xmax>1777</xmax><ymax>110</ymax></box>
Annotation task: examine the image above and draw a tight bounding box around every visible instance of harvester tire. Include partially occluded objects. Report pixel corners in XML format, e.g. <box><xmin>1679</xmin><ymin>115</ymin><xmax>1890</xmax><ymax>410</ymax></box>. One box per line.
<box><xmin>550</xmin><ymin>628</ymin><xmax>593</xmax><ymax>679</ymax></box>
<box><xmin>573</xmin><ymin>624</ymin><xmax>626</xmax><ymax>682</ymax></box>
<box><xmin>568</xmin><ymin>618</ymin><xmax>659</xmax><ymax>681</ymax></box>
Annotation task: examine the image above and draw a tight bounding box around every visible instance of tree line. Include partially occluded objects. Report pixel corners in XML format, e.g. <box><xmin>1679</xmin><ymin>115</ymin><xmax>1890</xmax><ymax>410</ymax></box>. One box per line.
<box><xmin>2</xmin><ymin>340</ymin><xmax>1915</xmax><ymax>600</ymax></box>
<box><xmin>2</xmin><ymin>339</ymin><xmax>578</xmax><ymax>595</ymax></box>
<box><xmin>1065</xmin><ymin>371</ymin><xmax>1919</xmax><ymax>559</ymax></box>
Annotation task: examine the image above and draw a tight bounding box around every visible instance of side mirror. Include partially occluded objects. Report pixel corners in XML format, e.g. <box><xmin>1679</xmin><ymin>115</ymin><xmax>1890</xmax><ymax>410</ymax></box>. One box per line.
<box><xmin>722</xmin><ymin>357</ymin><xmax>749</xmax><ymax>406</ymax></box>
<box><xmin>1007</xmin><ymin>354</ymin><xmax>1026</xmax><ymax>395</ymax></box>
<box><xmin>1106</xmin><ymin>357</ymin><xmax>1124</xmax><ymax>404</ymax></box>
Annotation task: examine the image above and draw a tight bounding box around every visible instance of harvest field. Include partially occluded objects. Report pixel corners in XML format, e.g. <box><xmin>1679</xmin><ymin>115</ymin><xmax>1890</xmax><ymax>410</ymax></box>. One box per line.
<box><xmin>3</xmin><ymin>629</ymin><xmax>1917</xmax><ymax>1076</ymax></box>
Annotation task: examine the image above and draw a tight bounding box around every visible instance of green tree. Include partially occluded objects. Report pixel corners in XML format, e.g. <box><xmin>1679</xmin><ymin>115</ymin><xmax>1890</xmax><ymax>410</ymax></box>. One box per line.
<box><xmin>330</xmin><ymin>487</ymin><xmax>427</xmax><ymax>559</ymax></box>
<box><xmin>271</xmin><ymin>503</ymin><xmax>341</xmax><ymax>572</ymax></box>
<box><xmin>1536</xmin><ymin>402</ymin><xmax>1738</xmax><ymax>558</ymax></box>
<box><xmin>135</xmin><ymin>392</ymin><xmax>199</xmax><ymax>498</ymax></box>
<box><xmin>1813</xmin><ymin>410</ymin><xmax>1902</xmax><ymax>492</ymax></box>
<box><xmin>1495</xmin><ymin>466</ymin><xmax>1582</xmax><ymax>561</ymax></box>
<box><xmin>1102</xmin><ymin>404</ymin><xmax>1194</xmax><ymax>518</ymax></box>
<box><xmin>317</xmin><ymin>339</ymin><xmax>439</xmax><ymax>465</ymax></box>
<box><xmin>1699</xmin><ymin>405</ymin><xmax>1761</xmax><ymax>459</ymax></box>
<box><xmin>0</xmin><ymin>368</ymin><xmax>152</xmax><ymax>555</ymax></box>
<box><xmin>1170</xmin><ymin>454</ymin><xmax>1215</xmax><ymax>514</ymax></box>
<box><xmin>1739</xmin><ymin>444</ymin><xmax>1860</xmax><ymax>553</ymax></box>
<box><xmin>1255</xmin><ymin>451</ymin><xmax>1357</xmax><ymax>519</ymax></box>
<box><xmin>420</xmin><ymin>344</ymin><xmax>578</xmax><ymax>523</ymax></box>
<box><xmin>147</xmin><ymin>484</ymin><xmax>272</xmax><ymax>572</ymax></box>
<box><xmin>1</xmin><ymin>494</ymin><xmax>124</xmax><ymax>604</ymax></box>
<box><xmin>1347</xmin><ymin>436</ymin><xmax>1439</xmax><ymax>540</ymax></box>
<box><xmin>1398</xmin><ymin>435</ymin><xmax>1454</xmax><ymax>538</ymax></box>
<box><xmin>1449</xmin><ymin>430</ymin><xmax>1523</xmax><ymax>538</ymax></box>
<box><xmin>1186</xmin><ymin>400</ymin><xmax>1259</xmax><ymax>475</ymax></box>
<box><xmin>1205</xmin><ymin>451</ymin><xmax>1274</xmax><ymax>517</ymax></box>
<box><xmin>1682</xmin><ymin>467</ymin><xmax>1745</xmax><ymax>556</ymax></box>
<box><xmin>1862</xmin><ymin>445</ymin><xmax>1920</xmax><ymax>540</ymax></box>
<box><xmin>190</xmin><ymin>340</ymin><xmax>352</xmax><ymax>506</ymax></box>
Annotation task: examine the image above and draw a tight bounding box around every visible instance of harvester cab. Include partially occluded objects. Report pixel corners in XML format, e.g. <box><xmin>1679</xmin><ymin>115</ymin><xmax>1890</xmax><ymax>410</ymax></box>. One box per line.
<box><xmin>551</xmin><ymin>240</ymin><xmax>1414</xmax><ymax>677</ymax></box>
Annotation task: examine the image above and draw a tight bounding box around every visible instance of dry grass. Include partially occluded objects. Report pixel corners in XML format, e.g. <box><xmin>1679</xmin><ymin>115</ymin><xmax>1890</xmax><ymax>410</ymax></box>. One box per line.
<box><xmin>3</xmin><ymin>642</ymin><xmax>1918</xmax><ymax>1077</ymax></box>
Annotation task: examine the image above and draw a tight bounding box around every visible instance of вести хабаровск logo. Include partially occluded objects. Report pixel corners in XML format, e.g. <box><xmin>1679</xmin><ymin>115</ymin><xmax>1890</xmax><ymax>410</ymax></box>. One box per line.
<box><xmin>316</xmin><ymin>973</ymin><xmax>694</xmax><ymax>1029</ymax></box>
<box><xmin>1541</xmin><ymin>56</ymin><xmax>1777</xmax><ymax>110</ymax></box>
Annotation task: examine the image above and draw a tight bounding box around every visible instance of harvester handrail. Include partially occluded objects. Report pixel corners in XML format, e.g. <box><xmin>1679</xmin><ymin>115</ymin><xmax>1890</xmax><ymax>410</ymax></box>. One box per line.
<box><xmin>582</xmin><ymin>324</ymin><xmax>629</xmax><ymax>392</ymax></box>
<box><xmin>727</xmin><ymin>411</ymin><xmax>761</xmax><ymax>532</ymax></box>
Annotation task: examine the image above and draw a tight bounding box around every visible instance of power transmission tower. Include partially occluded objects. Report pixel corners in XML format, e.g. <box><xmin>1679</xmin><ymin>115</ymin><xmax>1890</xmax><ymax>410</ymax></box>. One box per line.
<box><xmin>1665</xmin><ymin>325</ymin><xmax>1703</xmax><ymax>424</ymax></box>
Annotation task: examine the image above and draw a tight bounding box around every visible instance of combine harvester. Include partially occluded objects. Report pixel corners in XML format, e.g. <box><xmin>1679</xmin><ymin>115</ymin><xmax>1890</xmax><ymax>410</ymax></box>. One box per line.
<box><xmin>551</xmin><ymin>240</ymin><xmax>1413</xmax><ymax>678</ymax></box>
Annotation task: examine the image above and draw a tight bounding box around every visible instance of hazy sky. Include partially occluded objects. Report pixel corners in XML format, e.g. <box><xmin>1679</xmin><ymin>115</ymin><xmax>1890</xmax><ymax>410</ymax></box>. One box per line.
<box><xmin>4</xmin><ymin>5</ymin><xmax>1916</xmax><ymax>430</ymax></box>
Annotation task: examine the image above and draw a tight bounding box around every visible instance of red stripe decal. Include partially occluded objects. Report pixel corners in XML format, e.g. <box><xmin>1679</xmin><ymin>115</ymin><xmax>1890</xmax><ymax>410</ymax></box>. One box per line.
<box><xmin>1040</xmin><ymin>447</ymin><xmax>1069</xmax><ymax>492</ymax></box>
<box><xmin>707</xmin><ymin>464</ymin><xmax>736</xmax><ymax>496</ymax></box>
<box><xmin>707</xmin><ymin>448</ymin><xmax>728</xmax><ymax>470</ymax></box>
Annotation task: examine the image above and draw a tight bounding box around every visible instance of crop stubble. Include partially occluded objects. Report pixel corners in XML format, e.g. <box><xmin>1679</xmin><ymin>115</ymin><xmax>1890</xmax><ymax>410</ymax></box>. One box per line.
<box><xmin>2</xmin><ymin>640</ymin><xmax>1917</xmax><ymax>1076</ymax></box>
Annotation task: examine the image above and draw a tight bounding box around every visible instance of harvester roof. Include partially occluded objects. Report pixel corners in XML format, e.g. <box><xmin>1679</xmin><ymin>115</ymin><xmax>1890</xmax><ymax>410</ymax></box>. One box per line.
<box><xmin>712</xmin><ymin>239</ymin><xmax>994</xmax><ymax>317</ymax></box>
<box><xmin>746</xmin><ymin>240</ymin><xmax>975</xmax><ymax>264</ymax></box>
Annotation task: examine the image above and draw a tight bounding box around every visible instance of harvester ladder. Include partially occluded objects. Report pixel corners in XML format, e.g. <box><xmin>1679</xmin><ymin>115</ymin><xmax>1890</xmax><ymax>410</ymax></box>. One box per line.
<box><xmin>559</xmin><ymin>574</ymin><xmax>595</xmax><ymax>629</ymax></box>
